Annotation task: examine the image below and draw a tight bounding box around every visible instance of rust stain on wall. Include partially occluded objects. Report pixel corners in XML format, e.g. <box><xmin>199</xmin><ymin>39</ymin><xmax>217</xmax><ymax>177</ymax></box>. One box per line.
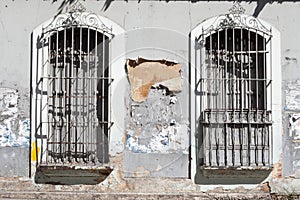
<box><xmin>126</xmin><ymin>58</ymin><xmax>182</xmax><ymax>102</ymax></box>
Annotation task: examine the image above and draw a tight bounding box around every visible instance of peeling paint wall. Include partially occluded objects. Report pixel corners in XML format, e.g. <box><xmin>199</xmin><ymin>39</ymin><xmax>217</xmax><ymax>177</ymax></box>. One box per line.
<box><xmin>1</xmin><ymin>0</ymin><xmax>300</xmax><ymax>184</ymax></box>
<box><xmin>0</xmin><ymin>88</ymin><xmax>30</xmax><ymax>176</ymax></box>
<box><xmin>125</xmin><ymin>89</ymin><xmax>189</xmax><ymax>154</ymax></box>
<box><xmin>0</xmin><ymin>88</ymin><xmax>29</xmax><ymax>147</ymax></box>
<box><xmin>124</xmin><ymin>58</ymin><xmax>189</xmax><ymax>177</ymax></box>
<box><xmin>285</xmin><ymin>81</ymin><xmax>300</xmax><ymax>111</ymax></box>
<box><xmin>126</xmin><ymin>58</ymin><xmax>182</xmax><ymax>102</ymax></box>
<box><xmin>282</xmin><ymin>44</ymin><xmax>300</xmax><ymax>177</ymax></box>
<box><xmin>284</xmin><ymin>114</ymin><xmax>300</xmax><ymax>177</ymax></box>
<box><xmin>283</xmin><ymin>81</ymin><xmax>300</xmax><ymax>177</ymax></box>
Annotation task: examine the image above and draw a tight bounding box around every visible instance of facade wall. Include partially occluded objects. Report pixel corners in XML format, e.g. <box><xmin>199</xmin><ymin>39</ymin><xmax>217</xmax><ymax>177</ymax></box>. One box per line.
<box><xmin>0</xmin><ymin>0</ymin><xmax>299</xmax><ymax>184</ymax></box>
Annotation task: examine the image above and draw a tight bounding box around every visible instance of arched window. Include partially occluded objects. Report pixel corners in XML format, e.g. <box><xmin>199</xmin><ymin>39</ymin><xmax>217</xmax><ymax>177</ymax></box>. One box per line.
<box><xmin>200</xmin><ymin>26</ymin><xmax>272</xmax><ymax>167</ymax></box>
<box><xmin>31</xmin><ymin>3</ymin><xmax>116</xmax><ymax>166</ymax></box>
<box><xmin>190</xmin><ymin>4</ymin><xmax>281</xmax><ymax>173</ymax></box>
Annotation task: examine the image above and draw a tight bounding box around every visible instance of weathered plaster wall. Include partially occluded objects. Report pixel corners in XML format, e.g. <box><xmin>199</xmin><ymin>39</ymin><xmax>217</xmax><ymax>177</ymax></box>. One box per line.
<box><xmin>0</xmin><ymin>88</ymin><xmax>30</xmax><ymax>176</ymax></box>
<box><xmin>282</xmin><ymin>69</ymin><xmax>300</xmax><ymax>177</ymax></box>
<box><xmin>0</xmin><ymin>0</ymin><xmax>300</xmax><ymax>182</ymax></box>
<box><xmin>0</xmin><ymin>147</ymin><xmax>29</xmax><ymax>177</ymax></box>
<box><xmin>0</xmin><ymin>88</ymin><xmax>29</xmax><ymax>147</ymax></box>
<box><xmin>278</xmin><ymin>4</ymin><xmax>300</xmax><ymax>177</ymax></box>
<box><xmin>0</xmin><ymin>1</ymin><xmax>60</xmax><ymax>176</ymax></box>
<box><xmin>124</xmin><ymin>59</ymin><xmax>189</xmax><ymax>177</ymax></box>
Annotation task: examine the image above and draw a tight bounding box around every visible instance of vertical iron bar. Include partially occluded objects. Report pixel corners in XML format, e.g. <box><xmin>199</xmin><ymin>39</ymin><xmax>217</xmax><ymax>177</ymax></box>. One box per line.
<box><xmin>95</xmin><ymin>30</ymin><xmax>98</xmax><ymax>162</ymax></box>
<box><xmin>255</xmin><ymin>127</ymin><xmax>258</xmax><ymax>165</ymax></box>
<box><xmin>82</xmin><ymin>28</ymin><xmax>87</xmax><ymax>162</ymax></box>
<box><xmin>108</xmin><ymin>31</ymin><xmax>112</xmax><ymax>164</ymax></box>
<box><xmin>233</xmin><ymin>29</ymin><xmax>235</xmax><ymax>113</ymax></box>
<box><xmin>248</xmin><ymin>29</ymin><xmax>251</xmax><ymax>166</ymax></box>
<box><xmin>52</xmin><ymin>33</ymin><xmax>57</xmax><ymax>163</ymax></box>
<box><xmin>87</xmin><ymin>27</ymin><xmax>91</xmax><ymax>161</ymax></box>
<box><xmin>263</xmin><ymin>33</ymin><xmax>266</xmax><ymax>111</ymax></box>
<box><xmin>210</xmin><ymin>33</ymin><xmax>213</xmax><ymax>110</ymax></box>
<box><xmin>262</xmin><ymin>33</ymin><xmax>266</xmax><ymax>165</ymax></box>
<box><xmin>224</xmin><ymin>28</ymin><xmax>228</xmax><ymax>166</ymax></box>
<box><xmin>201</xmin><ymin>30</ymin><xmax>207</xmax><ymax>166</ymax></box>
<box><xmin>202</xmin><ymin>29</ymin><xmax>207</xmax><ymax>128</ymax></box>
<box><xmin>255</xmin><ymin>30</ymin><xmax>259</xmax><ymax>165</ymax></box>
<box><xmin>215</xmin><ymin>30</ymin><xmax>218</xmax><ymax>112</ymax></box>
<box><xmin>240</xmin><ymin>28</ymin><xmax>243</xmax><ymax>166</ymax></box>
<box><xmin>255</xmin><ymin>30</ymin><xmax>258</xmax><ymax>112</ymax></box>
<box><xmin>240</xmin><ymin>29</ymin><xmax>243</xmax><ymax>112</ymax></box>
<box><xmin>79</xmin><ymin>27</ymin><xmax>83</xmax><ymax>162</ymax></box>
<box><xmin>69</xmin><ymin>27</ymin><xmax>74</xmax><ymax>162</ymax></box>
<box><xmin>217</xmin><ymin>30</ymin><xmax>220</xmax><ymax>166</ymax></box>
<box><xmin>219</xmin><ymin>29</ymin><xmax>226</xmax><ymax>166</ymax></box>
<box><xmin>63</xmin><ymin>28</ymin><xmax>69</xmax><ymax>162</ymax></box>
<box><xmin>269</xmin><ymin>30</ymin><xmax>273</xmax><ymax>166</ymax></box>
<box><xmin>91</xmin><ymin>30</ymin><xmax>95</xmax><ymax>162</ymax></box>
<box><xmin>240</xmin><ymin>126</ymin><xmax>243</xmax><ymax>166</ymax></box>
<box><xmin>262</xmin><ymin>125</ymin><xmax>265</xmax><ymax>165</ymax></box>
<box><xmin>266</xmin><ymin>126</ymin><xmax>269</xmax><ymax>166</ymax></box>
<box><xmin>40</xmin><ymin>37</ymin><xmax>44</xmax><ymax>164</ymax></box>
<box><xmin>102</xmin><ymin>32</ymin><xmax>105</xmax><ymax>163</ymax></box>
<box><xmin>47</xmin><ymin>35</ymin><xmax>51</xmax><ymax>164</ymax></box>
<box><xmin>75</xmin><ymin>28</ymin><xmax>79</xmax><ymax>162</ymax></box>
<box><xmin>56</xmin><ymin>30</ymin><xmax>60</xmax><ymax>162</ymax></box>
<box><xmin>208</xmin><ymin>126</ymin><xmax>212</xmax><ymax>166</ymax></box>
<box><xmin>209</xmin><ymin>33</ymin><xmax>213</xmax><ymax>165</ymax></box>
<box><xmin>232</xmin><ymin>126</ymin><xmax>235</xmax><ymax>166</ymax></box>
<box><xmin>232</xmin><ymin>28</ymin><xmax>235</xmax><ymax>166</ymax></box>
<box><xmin>217</xmin><ymin>126</ymin><xmax>220</xmax><ymax>166</ymax></box>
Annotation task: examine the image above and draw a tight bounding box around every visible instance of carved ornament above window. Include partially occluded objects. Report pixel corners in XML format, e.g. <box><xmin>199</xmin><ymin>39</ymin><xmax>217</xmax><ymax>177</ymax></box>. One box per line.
<box><xmin>42</xmin><ymin>1</ymin><xmax>112</xmax><ymax>37</ymax></box>
<box><xmin>200</xmin><ymin>3</ymin><xmax>271</xmax><ymax>38</ymax></box>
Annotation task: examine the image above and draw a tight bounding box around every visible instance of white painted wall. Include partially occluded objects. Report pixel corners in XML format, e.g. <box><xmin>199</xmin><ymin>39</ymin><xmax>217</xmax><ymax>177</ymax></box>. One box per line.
<box><xmin>1</xmin><ymin>1</ymin><xmax>300</xmax><ymax>88</ymax></box>
<box><xmin>0</xmin><ymin>0</ymin><xmax>300</xmax><ymax>180</ymax></box>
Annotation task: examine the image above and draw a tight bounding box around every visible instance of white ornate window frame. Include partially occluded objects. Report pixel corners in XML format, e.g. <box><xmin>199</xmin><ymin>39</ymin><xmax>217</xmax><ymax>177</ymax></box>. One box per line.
<box><xmin>30</xmin><ymin>3</ymin><xmax>125</xmax><ymax>174</ymax></box>
<box><xmin>190</xmin><ymin>9</ymin><xmax>282</xmax><ymax>181</ymax></box>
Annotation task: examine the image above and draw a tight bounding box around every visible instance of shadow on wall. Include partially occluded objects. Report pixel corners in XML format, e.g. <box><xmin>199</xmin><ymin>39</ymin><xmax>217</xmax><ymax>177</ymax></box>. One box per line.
<box><xmin>51</xmin><ymin>0</ymin><xmax>77</xmax><ymax>15</ymax></box>
<box><xmin>100</xmin><ymin>0</ymin><xmax>299</xmax><ymax>16</ymax></box>
<box><xmin>50</xmin><ymin>0</ymin><xmax>300</xmax><ymax>17</ymax></box>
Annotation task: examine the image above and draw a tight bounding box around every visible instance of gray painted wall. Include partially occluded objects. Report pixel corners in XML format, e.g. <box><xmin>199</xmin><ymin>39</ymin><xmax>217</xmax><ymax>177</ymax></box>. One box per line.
<box><xmin>0</xmin><ymin>147</ymin><xmax>29</xmax><ymax>177</ymax></box>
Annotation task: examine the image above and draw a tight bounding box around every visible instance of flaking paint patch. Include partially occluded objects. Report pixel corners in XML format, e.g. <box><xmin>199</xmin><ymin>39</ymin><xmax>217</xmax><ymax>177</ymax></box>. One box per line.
<box><xmin>290</xmin><ymin>113</ymin><xmax>300</xmax><ymax>140</ymax></box>
<box><xmin>0</xmin><ymin>88</ymin><xmax>30</xmax><ymax>147</ymax></box>
<box><xmin>125</xmin><ymin>89</ymin><xmax>189</xmax><ymax>154</ymax></box>
<box><xmin>287</xmin><ymin>114</ymin><xmax>300</xmax><ymax>176</ymax></box>
<box><xmin>133</xmin><ymin>166</ymin><xmax>151</xmax><ymax>177</ymax></box>
<box><xmin>126</xmin><ymin>58</ymin><xmax>182</xmax><ymax>102</ymax></box>
<box><xmin>285</xmin><ymin>80</ymin><xmax>300</xmax><ymax>111</ymax></box>
<box><xmin>282</xmin><ymin>113</ymin><xmax>300</xmax><ymax>177</ymax></box>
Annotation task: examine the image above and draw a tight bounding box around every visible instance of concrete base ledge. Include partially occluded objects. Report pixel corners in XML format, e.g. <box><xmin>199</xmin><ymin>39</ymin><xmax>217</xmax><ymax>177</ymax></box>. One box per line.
<box><xmin>0</xmin><ymin>191</ymin><xmax>271</xmax><ymax>200</ymax></box>
<box><xmin>35</xmin><ymin>166</ymin><xmax>113</xmax><ymax>185</ymax></box>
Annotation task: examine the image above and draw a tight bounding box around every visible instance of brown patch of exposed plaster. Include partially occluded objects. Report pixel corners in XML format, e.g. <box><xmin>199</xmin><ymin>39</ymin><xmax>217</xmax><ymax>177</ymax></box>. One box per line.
<box><xmin>126</xmin><ymin>58</ymin><xmax>182</xmax><ymax>102</ymax></box>
<box><xmin>133</xmin><ymin>166</ymin><xmax>151</xmax><ymax>177</ymax></box>
<box><xmin>260</xmin><ymin>182</ymin><xmax>271</xmax><ymax>192</ymax></box>
<box><xmin>272</xmin><ymin>162</ymin><xmax>282</xmax><ymax>179</ymax></box>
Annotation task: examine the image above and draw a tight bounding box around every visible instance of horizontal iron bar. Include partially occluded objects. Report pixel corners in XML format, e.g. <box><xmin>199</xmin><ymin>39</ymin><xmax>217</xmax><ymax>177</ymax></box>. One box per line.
<box><xmin>42</xmin><ymin>76</ymin><xmax>113</xmax><ymax>80</ymax></box>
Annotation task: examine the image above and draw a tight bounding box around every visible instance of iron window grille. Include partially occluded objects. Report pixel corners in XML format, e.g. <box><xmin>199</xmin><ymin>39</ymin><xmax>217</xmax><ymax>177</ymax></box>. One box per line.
<box><xmin>34</xmin><ymin>4</ymin><xmax>114</xmax><ymax>165</ymax></box>
<box><xmin>196</xmin><ymin>7</ymin><xmax>273</xmax><ymax>168</ymax></box>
